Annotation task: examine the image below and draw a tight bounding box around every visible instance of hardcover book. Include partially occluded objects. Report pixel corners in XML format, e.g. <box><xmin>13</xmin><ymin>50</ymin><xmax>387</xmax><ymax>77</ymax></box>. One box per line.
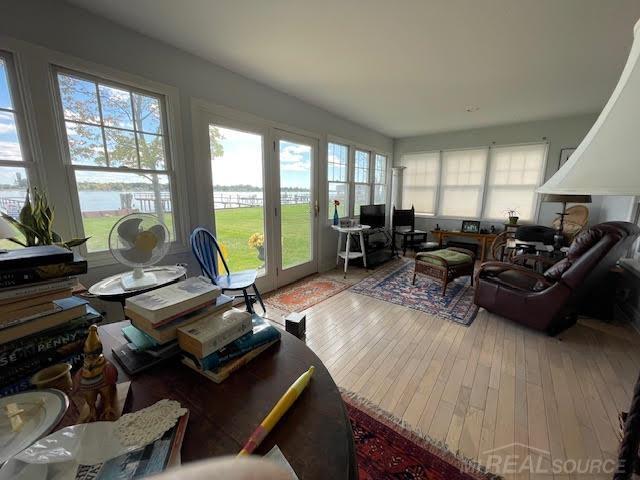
<box><xmin>125</xmin><ymin>276</ymin><xmax>222</xmax><ymax>327</ymax></box>
<box><xmin>0</xmin><ymin>277</ymin><xmax>78</xmax><ymax>302</ymax></box>
<box><xmin>177</xmin><ymin>308</ymin><xmax>253</xmax><ymax>358</ymax></box>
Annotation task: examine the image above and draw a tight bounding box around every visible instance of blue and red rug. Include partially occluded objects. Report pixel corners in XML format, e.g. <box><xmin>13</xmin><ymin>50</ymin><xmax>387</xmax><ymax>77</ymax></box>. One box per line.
<box><xmin>350</xmin><ymin>258</ymin><xmax>478</xmax><ymax>326</ymax></box>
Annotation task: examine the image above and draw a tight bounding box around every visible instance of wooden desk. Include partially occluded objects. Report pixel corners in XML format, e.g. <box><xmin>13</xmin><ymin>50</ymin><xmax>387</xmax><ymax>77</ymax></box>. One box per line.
<box><xmin>61</xmin><ymin>321</ymin><xmax>357</xmax><ymax>480</ymax></box>
<box><xmin>430</xmin><ymin>230</ymin><xmax>498</xmax><ymax>262</ymax></box>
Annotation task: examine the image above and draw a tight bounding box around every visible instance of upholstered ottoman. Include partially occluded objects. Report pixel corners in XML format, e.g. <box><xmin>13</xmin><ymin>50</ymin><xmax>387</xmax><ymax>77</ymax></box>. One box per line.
<box><xmin>413</xmin><ymin>247</ymin><xmax>475</xmax><ymax>295</ymax></box>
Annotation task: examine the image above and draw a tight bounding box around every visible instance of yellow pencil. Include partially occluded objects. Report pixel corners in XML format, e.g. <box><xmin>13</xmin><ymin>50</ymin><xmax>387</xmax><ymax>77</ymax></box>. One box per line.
<box><xmin>237</xmin><ymin>366</ymin><xmax>315</xmax><ymax>456</ymax></box>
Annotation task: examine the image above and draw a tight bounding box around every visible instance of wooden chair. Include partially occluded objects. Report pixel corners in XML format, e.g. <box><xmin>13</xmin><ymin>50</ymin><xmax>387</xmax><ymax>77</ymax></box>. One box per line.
<box><xmin>190</xmin><ymin>227</ymin><xmax>265</xmax><ymax>314</ymax></box>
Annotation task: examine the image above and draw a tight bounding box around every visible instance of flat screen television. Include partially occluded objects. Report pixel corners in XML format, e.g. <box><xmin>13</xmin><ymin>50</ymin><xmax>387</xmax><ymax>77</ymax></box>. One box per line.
<box><xmin>360</xmin><ymin>204</ymin><xmax>386</xmax><ymax>229</ymax></box>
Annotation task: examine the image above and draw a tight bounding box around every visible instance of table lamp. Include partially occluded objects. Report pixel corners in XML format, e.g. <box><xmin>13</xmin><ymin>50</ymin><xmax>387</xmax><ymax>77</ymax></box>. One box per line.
<box><xmin>541</xmin><ymin>194</ymin><xmax>592</xmax><ymax>249</ymax></box>
<box><xmin>0</xmin><ymin>216</ymin><xmax>16</xmax><ymax>253</ymax></box>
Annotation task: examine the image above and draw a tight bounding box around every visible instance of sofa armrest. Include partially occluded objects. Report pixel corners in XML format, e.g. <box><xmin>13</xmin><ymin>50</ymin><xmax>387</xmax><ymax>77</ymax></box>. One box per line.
<box><xmin>478</xmin><ymin>261</ymin><xmax>555</xmax><ymax>289</ymax></box>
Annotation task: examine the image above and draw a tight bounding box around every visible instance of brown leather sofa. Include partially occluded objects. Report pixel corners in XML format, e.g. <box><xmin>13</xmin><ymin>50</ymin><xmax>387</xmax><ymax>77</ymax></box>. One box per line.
<box><xmin>474</xmin><ymin>221</ymin><xmax>639</xmax><ymax>335</ymax></box>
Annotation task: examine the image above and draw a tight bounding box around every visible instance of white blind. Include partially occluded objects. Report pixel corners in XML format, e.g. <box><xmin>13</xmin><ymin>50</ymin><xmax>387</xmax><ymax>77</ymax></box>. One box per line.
<box><xmin>400</xmin><ymin>151</ymin><xmax>440</xmax><ymax>215</ymax></box>
<box><xmin>484</xmin><ymin>144</ymin><xmax>546</xmax><ymax>221</ymax></box>
<box><xmin>438</xmin><ymin>148</ymin><xmax>488</xmax><ymax>217</ymax></box>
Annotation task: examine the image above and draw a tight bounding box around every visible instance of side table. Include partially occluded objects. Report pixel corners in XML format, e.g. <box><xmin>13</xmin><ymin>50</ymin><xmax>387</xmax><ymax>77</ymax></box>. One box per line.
<box><xmin>332</xmin><ymin>225</ymin><xmax>370</xmax><ymax>277</ymax></box>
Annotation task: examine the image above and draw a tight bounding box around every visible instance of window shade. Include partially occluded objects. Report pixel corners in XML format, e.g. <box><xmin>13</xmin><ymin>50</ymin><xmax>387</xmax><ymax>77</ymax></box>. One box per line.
<box><xmin>400</xmin><ymin>151</ymin><xmax>440</xmax><ymax>215</ymax></box>
<box><xmin>438</xmin><ymin>148</ymin><xmax>488</xmax><ymax>217</ymax></box>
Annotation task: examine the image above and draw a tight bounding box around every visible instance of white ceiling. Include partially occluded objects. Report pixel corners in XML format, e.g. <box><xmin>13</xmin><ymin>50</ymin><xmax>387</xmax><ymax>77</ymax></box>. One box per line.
<box><xmin>66</xmin><ymin>0</ymin><xmax>640</xmax><ymax>138</ymax></box>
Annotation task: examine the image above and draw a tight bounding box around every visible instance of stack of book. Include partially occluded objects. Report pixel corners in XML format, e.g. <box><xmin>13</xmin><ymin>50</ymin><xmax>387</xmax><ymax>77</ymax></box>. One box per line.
<box><xmin>0</xmin><ymin>245</ymin><xmax>100</xmax><ymax>396</ymax></box>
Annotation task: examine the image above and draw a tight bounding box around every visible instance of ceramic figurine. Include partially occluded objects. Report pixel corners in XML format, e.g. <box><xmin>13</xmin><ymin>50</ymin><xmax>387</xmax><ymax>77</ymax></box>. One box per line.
<box><xmin>73</xmin><ymin>325</ymin><xmax>119</xmax><ymax>422</ymax></box>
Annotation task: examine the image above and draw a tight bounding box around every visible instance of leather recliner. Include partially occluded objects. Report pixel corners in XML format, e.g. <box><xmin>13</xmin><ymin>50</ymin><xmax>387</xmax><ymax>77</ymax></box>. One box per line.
<box><xmin>474</xmin><ymin>221</ymin><xmax>639</xmax><ymax>335</ymax></box>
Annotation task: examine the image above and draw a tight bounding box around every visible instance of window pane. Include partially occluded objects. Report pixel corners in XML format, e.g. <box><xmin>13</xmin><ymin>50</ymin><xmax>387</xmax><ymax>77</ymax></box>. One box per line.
<box><xmin>132</xmin><ymin>93</ymin><xmax>162</xmax><ymax>134</ymax></box>
<box><xmin>0</xmin><ymin>59</ymin><xmax>13</xmax><ymax>110</ymax></box>
<box><xmin>65</xmin><ymin>121</ymin><xmax>105</xmax><ymax>166</ymax></box>
<box><xmin>484</xmin><ymin>144</ymin><xmax>546</xmax><ymax>221</ymax></box>
<box><xmin>75</xmin><ymin>170</ymin><xmax>173</xmax><ymax>252</ymax></box>
<box><xmin>105</xmin><ymin>127</ymin><xmax>137</xmax><ymax>168</ymax></box>
<box><xmin>355</xmin><ymin>150</ymin><xmax>370</xmax><ymax>183</ymax></box>
<box><xmin>354</xmin><ymin>184</ymin><xmax>370</xmax><ymax>215</ymax></box>
<box><xmin>0</xmin><ymin>166</ymin><xmax>27</xmax><ymax>250</ymax></box>
<box><xmin>57</xmin><ymin>74</ymin><xmax>100</xmax><ymax>124</ymax></box>
<box><xmin>0</xmin><ymin>111</ymin><xmax>23</xmax><ymax>161</ymax></box>
<box><xmin>400</xmin><ymin>151</ymin><xmax>440</xmax><ymax>214</ymax></box>
<box><xmin>211</xmin><ymin>125</ymin><xmax>266</xmax><ymax>274</ymax></box>
<box><xmin>328</xmin><ymin>142</ymin><xmax>348</xmax><ymax>182</ymax></box>
<box><xmin>328</xmin><ymin>181</ymin><xmax>348</xmax><ymax>219</ymax></box>
<box><xmin>375</xmin><ymin>154</ymin><xmax>386</xmax><ymax>184</ymax></box>
<box><xmin>374</xmin><ymin>184</ymin><xmax>386</xmax><ymax>204</ymax></box>
<box><xmin>439</xmin><ymin>148</ymin><xmax>488</xmax><ymax>217</ymax></box>
<box><xmin>137</xmin><ymin>133</ymin><xmax>166</xmax><ymax>170</ymax></box>
<box><xmin>99</xmin><ymin>84</ymin><xmax>133</xmax><ymax>129</ymax></box>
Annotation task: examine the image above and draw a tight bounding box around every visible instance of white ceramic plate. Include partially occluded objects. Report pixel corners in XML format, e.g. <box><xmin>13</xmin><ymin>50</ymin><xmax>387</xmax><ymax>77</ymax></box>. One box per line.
<box><xmin>0</xmin><ymin>389</ymin><xmax>69</xmax><ymax>464</ymax></box>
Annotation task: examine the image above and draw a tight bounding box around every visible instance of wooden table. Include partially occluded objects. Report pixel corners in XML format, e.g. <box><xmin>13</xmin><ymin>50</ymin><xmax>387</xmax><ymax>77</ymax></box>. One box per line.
<box><xmin>332</xmin><ymin>224</ymin><xmax>370</xmax><ymax>277</ymax></box>
<box><xmin>430</xmin><ymin>230</ymin><xmax>498</xmax><ymax>262</ymax></box>
<box><xmin>62</xmin><ymin>321</ymin><xmax>357</xmax><ymax>480</ymax></box>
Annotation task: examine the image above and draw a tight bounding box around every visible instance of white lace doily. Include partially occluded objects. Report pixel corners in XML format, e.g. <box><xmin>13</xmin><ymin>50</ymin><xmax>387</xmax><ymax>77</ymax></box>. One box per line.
<box><xmin>114</xmin><ymin>399</ymin><xmax>187</xmax><ymax>447</ymax></box>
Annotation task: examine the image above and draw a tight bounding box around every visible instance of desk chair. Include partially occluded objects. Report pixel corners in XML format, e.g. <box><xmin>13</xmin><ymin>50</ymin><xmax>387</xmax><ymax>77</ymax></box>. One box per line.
<box><xmin>190</xmin><ymin>227</ymin><xmax>265</xmax><ymax>314</ymax></box>
<box><xmin>392</xmin><ymin>206</ymin><xmax>429</xmax><ymax>256</ymax></box>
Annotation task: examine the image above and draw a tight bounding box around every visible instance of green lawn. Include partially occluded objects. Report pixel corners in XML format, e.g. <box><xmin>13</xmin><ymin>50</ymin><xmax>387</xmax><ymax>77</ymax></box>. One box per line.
<box><xmin>81</xmin><ymin>204</ymin><xmax>312</xmax><ymax>271</ymax></box>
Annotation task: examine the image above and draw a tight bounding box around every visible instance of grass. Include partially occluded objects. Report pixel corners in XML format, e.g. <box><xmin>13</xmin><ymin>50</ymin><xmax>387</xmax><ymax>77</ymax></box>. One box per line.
<box><xmin>81</xmin><ymin>204</ymin><xmax>312</xmax><ymax>271</ymax></box>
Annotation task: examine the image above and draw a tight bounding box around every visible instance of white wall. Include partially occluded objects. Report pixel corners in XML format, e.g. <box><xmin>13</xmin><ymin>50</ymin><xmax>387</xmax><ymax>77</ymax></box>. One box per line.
<box><xmin>393</xmin><ymin>113</ymin><xmax>602</xmax><ymax>233</ymax></box>
<box><xmin>0</xmin><ymin>0</ymin><xmax>392</xmax><ymax>288</ymax></box>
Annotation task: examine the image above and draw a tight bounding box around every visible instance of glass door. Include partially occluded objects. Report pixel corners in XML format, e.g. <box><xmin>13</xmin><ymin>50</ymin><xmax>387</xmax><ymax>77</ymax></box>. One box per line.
<box><xmin>273</xmin><ymin>130</ymin><xmax>318</xmax><ymax>286</ymax></box>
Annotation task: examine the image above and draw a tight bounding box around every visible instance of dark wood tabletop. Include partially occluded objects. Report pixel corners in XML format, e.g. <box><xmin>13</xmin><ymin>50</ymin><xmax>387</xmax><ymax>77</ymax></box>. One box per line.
<box><xmin>86</xmin><ymin>321</ymin><xmax>357</xmax><ymax>480</ymax></box>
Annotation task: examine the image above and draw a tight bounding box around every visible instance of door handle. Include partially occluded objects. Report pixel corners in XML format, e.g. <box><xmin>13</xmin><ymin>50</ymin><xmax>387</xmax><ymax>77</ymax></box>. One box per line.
<box><xmin>314</xmin><ymin>200</ymin><xmax>319</xmax><ymax>217</ymax></box>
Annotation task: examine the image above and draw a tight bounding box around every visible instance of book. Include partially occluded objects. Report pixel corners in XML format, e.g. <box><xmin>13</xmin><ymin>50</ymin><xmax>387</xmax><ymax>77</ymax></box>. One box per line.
<box><xmin>127</xmin><ymin>295</ymin><xmax>233</xmax><ymax>344</ymax></box>
<box><xmin>74</xmin><ymin>410</ymin><xmax>189</xmax><ymax>479</ymax></box>
<box><xmin>122</xmin><ymin>324</ymin><xmax>159</xmax><ymax>351</ymax></box>
<box><xmin>112</xmin><ymin>343</ymin><xmax>175</xmax><ymax>375</ymax></box>
<box><xmin>0</xmin><ymin>245</ymin><xmax>73</xmax><ymax>269</ymax></box>
<box><xmin>0</xmin><ymin>277</ymin><xmax>78</xmax><ymax>302</ymax></box>
<box><xmin>0</xmin><ymin>302</ymin><xmax>60</xmax><ymax>329</ymax></box>
<box><xmin>0</xmin><ymin>305</ymin><xmax>101</xmax><ymax>362</ymax></box>
<box><xmin>177</xmin><ymin>308</ymin><xmax>253</xmax><ymax>358</ymax></box>
<box><xmin>125</xmin><ymin>276</ymin><xmax>222</xmax><ymax>328</ymax></box>
<box><xmin>0</xmin><ymin>296</ymin><xmax>88</xmax><ymax>345</ymax></box>
<box><xmin>184</xmin><ymin>315</ymin><xmax>281</xmax><ymax>371</ymax></box>
<box><xmin>181</xmin><ymin>340</ymin><xmax>278</xmax><ymax>383</ymax></box>
<box><xmin>0</xmin><ymin>254</ymin><xmax>87</xmax><ymax>288</ymax></box>
<box><xmin>1</xmin><ymin>287</ymin><xmax>74</xmax><ymax>311</ymax></box>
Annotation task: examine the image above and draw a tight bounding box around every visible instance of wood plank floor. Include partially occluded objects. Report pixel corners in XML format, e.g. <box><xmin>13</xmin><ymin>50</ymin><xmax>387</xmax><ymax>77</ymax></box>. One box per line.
<box><xmin>266</xmin><ymin>268</ymin><xmax>640</xmax><ymax>479</ymax></box>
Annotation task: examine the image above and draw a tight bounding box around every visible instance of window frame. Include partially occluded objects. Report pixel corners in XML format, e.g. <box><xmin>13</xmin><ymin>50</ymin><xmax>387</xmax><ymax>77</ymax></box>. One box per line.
<box><xmin>400</xmin><ymin>142</ymin><xmax>548</xmax><ymax>222</ymax></box>
<box><xmin>373</xmin><ymin>153</ymin><xmax>388</xmax><ymax>205</ymax></box>
<box><xmin>50</xmin><ymin>63</ymin><xmax>188</xmax><ymax>263</ymax></box>
<box><xmin>352</xmin><ymin>148</ymin><xmax>372</xmax><ymax>217</ymax></box>
<box><xmin>327</xmin><ymin>141</ymin><xmax>350</xmax><ymax>220</ymax></box>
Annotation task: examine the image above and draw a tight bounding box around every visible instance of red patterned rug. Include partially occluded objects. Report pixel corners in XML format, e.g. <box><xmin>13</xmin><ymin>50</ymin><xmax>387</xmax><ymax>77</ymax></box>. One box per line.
<box><xmin>343</xmin><ymin>392</ymin><xmax>498</xmax><ymax>480</ymax></box>
<box><xmin>265</xmin><ymin>276</ymin><xmax>351</xmax><ymax>313</ymax></box>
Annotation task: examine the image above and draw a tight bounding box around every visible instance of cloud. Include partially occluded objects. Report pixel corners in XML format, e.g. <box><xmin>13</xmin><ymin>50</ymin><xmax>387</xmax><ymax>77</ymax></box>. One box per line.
<box><xmin>0</xmin><ymin>141</ymin><xmax>22</xmax><ymax>160</ymax></box>
<box><xmin>280</xmin><ymin>144</ymin><xmax>310</xmax><ymax>172</ymax></box>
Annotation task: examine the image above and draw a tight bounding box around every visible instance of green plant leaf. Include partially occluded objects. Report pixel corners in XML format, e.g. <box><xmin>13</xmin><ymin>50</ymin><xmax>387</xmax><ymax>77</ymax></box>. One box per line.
<box><xmin>62</xmin><ymin>237</ymin><xmax>90</xmax><ymax>249</ymax></box>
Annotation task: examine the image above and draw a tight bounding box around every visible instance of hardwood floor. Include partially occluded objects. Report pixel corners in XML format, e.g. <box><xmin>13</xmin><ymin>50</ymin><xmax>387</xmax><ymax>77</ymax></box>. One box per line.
<box><xmin>266</xmin><ymin>269</ymin><xmax>640</xmax><ymax>479</ymax></box>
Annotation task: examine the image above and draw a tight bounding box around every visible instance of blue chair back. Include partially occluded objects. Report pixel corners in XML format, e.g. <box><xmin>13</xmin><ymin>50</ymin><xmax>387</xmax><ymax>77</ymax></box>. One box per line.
<box><xmin>190</xmin><ymin>227</ymin><xmax>230</xmax><ymax>283</ymax></box>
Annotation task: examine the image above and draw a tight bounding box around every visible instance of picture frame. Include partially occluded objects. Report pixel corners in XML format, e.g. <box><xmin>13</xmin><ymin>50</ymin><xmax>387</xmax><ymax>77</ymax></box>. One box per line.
<box><xmin>559</xmin><ymin>147</ymin><xmax>576</xmax><ymax>168</ymax></box>
<box><xmin>461</xmin><ymin>220</ymin><xmax>480</xmax><ymax>233</ymax></box>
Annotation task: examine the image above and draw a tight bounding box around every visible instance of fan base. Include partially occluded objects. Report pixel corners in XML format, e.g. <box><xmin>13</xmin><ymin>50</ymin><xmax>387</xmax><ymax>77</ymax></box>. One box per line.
<box><xmin>121</xmin><ymin>270</ymin><xmax>158</xmax><ymax>291</ymax></box>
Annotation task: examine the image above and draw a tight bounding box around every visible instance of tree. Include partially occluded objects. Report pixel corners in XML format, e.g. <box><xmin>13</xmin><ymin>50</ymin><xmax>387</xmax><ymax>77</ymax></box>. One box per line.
<box><xmin>58</xmin><ymin>74</ymin><xmax>225</xmax><ymax>225</ymax></box>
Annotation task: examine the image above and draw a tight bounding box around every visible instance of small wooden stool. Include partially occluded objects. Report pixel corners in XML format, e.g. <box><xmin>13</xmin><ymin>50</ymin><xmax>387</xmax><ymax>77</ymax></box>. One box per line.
<box><xmin>413</xmin><ymin>247</ymin><xmax>475</xmax><ymax>295</ymax></box>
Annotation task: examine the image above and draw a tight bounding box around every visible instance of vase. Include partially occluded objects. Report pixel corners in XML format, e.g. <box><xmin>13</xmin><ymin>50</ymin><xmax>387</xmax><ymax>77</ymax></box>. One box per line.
<box><xmin>508</xmin><ymin>216</ymin><xmax>519</xmax><ymax>225</ymax></box>
<box><xmin>256</xmin><ymin>245</ymin><xmax>265</xmax><ymax>261</ymax></box>
<box><xmin>333</xmin><ymin>206</ymin><xmax>339</xmax><ymax>226</ymax></box>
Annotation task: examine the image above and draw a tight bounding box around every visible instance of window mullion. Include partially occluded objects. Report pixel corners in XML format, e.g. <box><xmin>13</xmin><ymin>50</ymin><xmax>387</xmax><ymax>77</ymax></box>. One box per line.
<box><xmin>93</xmin><ymin>82</ymin><xmax>110</xmax><ymax>168</ymax></box>
<box><xmin>130</xmin><ymin>91</ymin><xmax>142</xmax><ymax>169</ymax></box>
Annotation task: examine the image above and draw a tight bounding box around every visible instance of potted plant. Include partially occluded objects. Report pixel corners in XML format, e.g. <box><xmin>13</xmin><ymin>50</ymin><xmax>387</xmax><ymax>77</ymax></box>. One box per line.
<box><xmin>505</xmin><ymin>208</ymin><xmax>519</xmax><ymax>225</ymax></box>
<box><xmin>333</xmin><ymin>200</ymin><xmax>340</xmax><ymax>226</ymax></box>
<box><xmin>248</xmin><ymin>232</ymin><xmax>265</xmax><ymax>261</ymax></box>
<box><xmin>2</xmin><ymin>188</ymin><xmax>89</xmax><ymax>249</ymax></box>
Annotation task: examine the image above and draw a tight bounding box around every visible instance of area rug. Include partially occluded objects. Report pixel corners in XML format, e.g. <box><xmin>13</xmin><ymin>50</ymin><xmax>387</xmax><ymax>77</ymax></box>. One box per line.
<box><xmin>343</xmin><ymin>391</ymin><xmax>498</xmax><ymax>480</ymax></box>
<box><xmin>265</xmin><ymin>275</ymin><xmax>351</xmax><ymax>313</ymax></box>
<box><xmin>350</xmin><ymin>258</ymin><xmax>479</xmax><ymax>326</ymax></box>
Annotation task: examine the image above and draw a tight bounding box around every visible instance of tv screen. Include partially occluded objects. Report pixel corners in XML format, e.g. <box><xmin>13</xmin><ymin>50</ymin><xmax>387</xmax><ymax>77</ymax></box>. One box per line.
<box><xmin>360</xmin><ymin>204</ymin><xmax>385</xmax><ymax>229</ymax></box>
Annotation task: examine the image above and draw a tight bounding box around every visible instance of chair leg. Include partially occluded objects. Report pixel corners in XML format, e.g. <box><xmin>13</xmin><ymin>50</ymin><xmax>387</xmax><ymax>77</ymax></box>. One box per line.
<box><xmin>412</xmin><ymin>271</ymin><xmax>417</xmax><ymax>285</ymax></box>
<box><xmin>253</xmin><ymin>283</ymin><xmax>266</xmax><ymax>313</ymax></box>
<box><xmin>242</xmin><ymin>289</ymin><xmax>254</xmax><ymax>314</ymax></box>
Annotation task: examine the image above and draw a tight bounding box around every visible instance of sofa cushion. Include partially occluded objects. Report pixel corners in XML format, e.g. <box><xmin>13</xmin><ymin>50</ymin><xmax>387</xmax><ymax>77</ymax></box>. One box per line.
<box><xmin>416</xmin><ymin>248</ymin><xmax>472</xmax><ymax>266</ymax></box>
<box><xmin>495</xmin><ymin>270</ymin><xmax>542</xmax><ymax>292</ymax></box>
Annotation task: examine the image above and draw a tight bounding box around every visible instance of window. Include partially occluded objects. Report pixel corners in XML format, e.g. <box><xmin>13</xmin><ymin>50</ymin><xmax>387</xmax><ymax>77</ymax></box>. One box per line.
<box><xmin>399</xmin><ymin>151</ymin><xmax>439</xmax><ymax>215</ymax></box>
<box><xmin>0</xmin><ymin>52</ymin><xmax>32</xmax><ymax>249</ymax></box>
<box><xmin>439</xmin><ymin>148</ymin><xmax>488</xmax><ymax>217</ymax></box>
<box><xmin>54</xmin><ymin>68</ymin><xmax>175</xmax><ymax>253</ymax></box>
<box><xmin>373</xmin><ymin>154</ymin><xmax>387</xmax><ymax>204</ymax></box>
<box><xmin>353</xmin><ymin>149</ymin><xmax>370</xmax><ymax>215</ymax></box>
<box><xmin>327</xmin><ymin>142</ymin><xmax>348</xmax><ymax>218</ymax></box>
<box><xmin>484</xmin><ymin>144</ymin><xmax>546</xmax><ymax>222</ymax></box>
<box><xmin>400</xmin><ymin>143</ymin><xmax>547</xmax><ymax>220</ymax></box>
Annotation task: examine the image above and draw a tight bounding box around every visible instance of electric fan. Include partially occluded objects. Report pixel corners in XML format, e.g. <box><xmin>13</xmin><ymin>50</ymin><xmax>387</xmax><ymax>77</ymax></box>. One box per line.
<box><xmin>108</xmin><ymin>213</ymin><xmax>170</xmax><ymax>290</ymax></box>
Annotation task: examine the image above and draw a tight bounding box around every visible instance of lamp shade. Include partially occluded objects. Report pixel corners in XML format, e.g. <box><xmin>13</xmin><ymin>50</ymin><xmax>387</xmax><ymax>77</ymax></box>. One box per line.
<box><xmin>541</xmin><ymin>194</ymin><xmax>592</xmax><ymax>204</ymax></box>
<box><xmin>538</xmin><ymin>19</ymin><xmax>640</xmax><ymax>195</ymax></box>
<box><xmin>0</xmin><ymin>216</ymin><xmax>15</xmax><ymax>239</ymax></box>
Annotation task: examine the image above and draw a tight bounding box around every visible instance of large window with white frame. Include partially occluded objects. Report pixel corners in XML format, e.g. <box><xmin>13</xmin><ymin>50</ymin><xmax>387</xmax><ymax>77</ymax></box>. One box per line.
<box><xmin>400</xmin><ymin>143</ymin><xmax>547</xmax><ymax>221</ymax></box>
<box><xmin>0</xmin><ymin>51</ymin><xmax>33</xmax><ymax>249</ymax></box>
<box><xmin>327</xmin><ymin>142</ymin><xmax>349</xmax><ymax>219</ymax></box>
<box><xmin>53</xmin><ymin>67</ymin><xmax>176</xmax><ymax>253</ymax></box>
<box><xmin>373</xmin><ymin>153</ymin><xmax>387</xmax><ymax>204</ymax></box>
<box><xmin>353</xmin><ymin>149</ymin><xmax>371</xmax><ymax>215</ymax></box>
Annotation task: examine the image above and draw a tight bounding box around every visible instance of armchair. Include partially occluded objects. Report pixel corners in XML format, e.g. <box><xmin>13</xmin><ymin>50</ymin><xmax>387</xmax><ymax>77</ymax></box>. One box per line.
<box><xmin>474</xmin><ymin>222</ymin><xmax>639</xmax><ymax>335</ymax></box>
